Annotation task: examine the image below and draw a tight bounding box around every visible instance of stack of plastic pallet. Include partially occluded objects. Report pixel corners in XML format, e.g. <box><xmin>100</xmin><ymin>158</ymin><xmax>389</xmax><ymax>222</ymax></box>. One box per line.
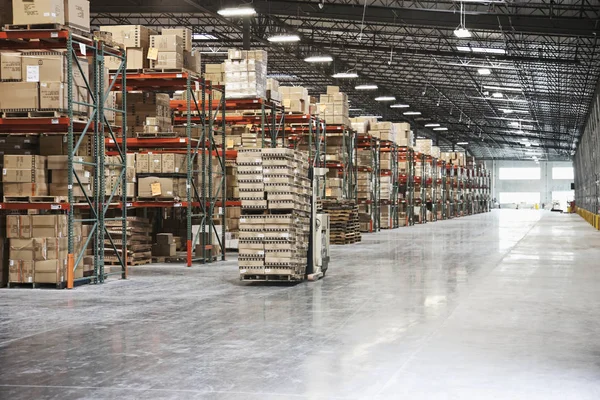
<box><xmin>237</xmin><ymin>148</ymin><xmax>311</xmax><ymax>281</ymax></box>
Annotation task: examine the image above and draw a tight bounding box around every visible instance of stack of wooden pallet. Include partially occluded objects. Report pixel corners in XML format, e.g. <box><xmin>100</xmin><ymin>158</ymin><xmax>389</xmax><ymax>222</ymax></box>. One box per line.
<box><xmin>105</xmin><ymin>217</ymin><xmax>152</xmax><ymax>266</ymax></box>
<box><xmin>322</xmin><ymin>200</ymin><xmax>361</xmax><ymax>245</ymax></box>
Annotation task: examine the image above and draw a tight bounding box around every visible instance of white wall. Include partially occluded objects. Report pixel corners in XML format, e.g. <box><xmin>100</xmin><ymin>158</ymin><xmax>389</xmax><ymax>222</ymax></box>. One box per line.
<box><xmin>485</xmin><ymin>160</ymin><xmax>574</xmax><ymax>208</ymax></box>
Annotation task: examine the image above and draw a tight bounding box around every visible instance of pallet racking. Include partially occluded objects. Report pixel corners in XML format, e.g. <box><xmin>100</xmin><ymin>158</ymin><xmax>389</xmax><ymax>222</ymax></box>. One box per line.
<box><xmin>108</xmin><ymin>71</ymin><xmax>227</xmax><ymax>265</ymax></box>
<box><xmin>0</xmin><ymin>28</ymin><xmax>127</xmax><ymax>287</ymax></box>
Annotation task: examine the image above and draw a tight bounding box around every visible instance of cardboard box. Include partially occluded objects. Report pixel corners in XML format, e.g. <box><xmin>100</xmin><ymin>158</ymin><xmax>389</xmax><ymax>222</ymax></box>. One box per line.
<box><xmin>39</xmin><ymin>81</ymin><xmax>67</xmax><ymax>109</ymax></box>
<box><xmin>21</xmin><ymin>52</ymin><xmax>62</xmax><ymax>82</ymax></box>
<box><xmin>34</xmin><ymin>259</ymin><xmax>65</xmax><ymax>284</ymax></box>
<box><xmin>64</xmin><ymin>0</ymin><xmax>90</xmax><ymax>31</ymax></box>
<box><xmin>152</xmin><ymin>243</ymin><xmax>176</xmax><ymax>256</ymax></box>
<box><xmin>0</xmin><ymin>82</ymin><xmax>38</xmax><ymax>109</ymax></box>
<box><xmin>150</xmin><ymin>52</ymin><xmax>183</xmax><ymax>69</ymax></box>
<box><xmin>12</xmin><ymin>0</ymin><xmax>64</xmax><ymax>25</ymax></box>
<box><xmin>2</xmin><ymin>168</ymin><xmax>46</xmax><ymax>183</ymax></box>
<box><xmin>150</xmin><ymin>35</ymin><xmax>183</xmax><ymax>53</ymax></box>
<box><xmin>99</xmin><ymin>25</ymin><xmax>153</xmax><ymax>48</ymax></box>
<box><xmin>4</xmin><ymin>155</ymin><xmax>46</xmax><ymax>169</ymax></box>
<box><xmin>0</xmin><ymin>0</ymin><xmax>13</xmax><ymax>27</ymax></box>
<box><xmin>149</xmin><ymin>154</ymin><xmax>162</xmax><ymax>173</ymax></box>
<box><xmin>6</xmin><ymin>215</ymin><xmax>32</xmax><ymax>238</ymax></box>
<box><xmin>126</xmin><ymin>47</ymin><xmax>146</xmax><ymax>69</ymax></box>
<box><xmin>32</xmin><ymin>215</ymin><xmax>67</xmax><ymax>237</ymax></box>
<box><xmin>156</xmin><ymin>233</ymin><xmax>174</xmax><ymax>245</ymax></box>
<box><xmin>2</xmin><ymin>183</ymin><xmax>48</xmax><ymax>196</ymax></box>
<box><xmin>47</xmin><ymin>155</ymin><xmax>92</xmax><ymax>170</ymax></box>
<box><xmin>135</xmin><ymin>153</ymin><xmax>149</xmax><ymax>173</ymax></box>
<box><xmin>137</xmin><ymin>176</ymin><xmax>178</xmax><ymax>198</ymax></box>
<box><xmin>162</xmin><ymin>28</ymin><xmax>192</xmax><ymax>51</ymax></box>
<box><xmin>1</xmin><ymin>52</ymin><xmax>21</xmax><ymax>81</ymax></box>
<box><xmin>8</xmin><ymin>259</ymin><xmax>34</xmax><ymax>283</ymax></box>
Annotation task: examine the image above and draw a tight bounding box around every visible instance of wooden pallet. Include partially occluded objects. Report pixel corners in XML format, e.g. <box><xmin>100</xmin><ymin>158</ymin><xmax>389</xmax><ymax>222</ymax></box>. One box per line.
<box><xmin>7</xmin><ymin>281</ymin><xmax>66</xmax><ymax>289</ymax></box>
<box><xmin>151</xmin><ymin>254</ymin><xmax>188</xmax><ymax>263</ymax></box>
<box><xmin>108</xmin><ymin>68</ymin><xmax>143</xmax><ymax>75</ymax></box>
<box><xmin>241</xmin><ymin>274</ymin><xmax>303</xmax><ymax>282</ymax></box>
<box><xmin>3</xmin><ymin>23</ymin><xmax>91</xmax><ymax>37</ymax></box>
<box><xmin>3</xmin><ymin>195</ymin><xmax>68</xmax><ymax>203</ymax></box>
<box><xmin>105</xmin><ymin>259</ymin><xmax>151</xmax><ymax>266</ymax></box>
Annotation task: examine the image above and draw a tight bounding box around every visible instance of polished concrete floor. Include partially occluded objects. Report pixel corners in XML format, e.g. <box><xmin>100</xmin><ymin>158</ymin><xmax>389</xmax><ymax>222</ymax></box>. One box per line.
<box><xmin>1</xmin><ymin>210</ymin><xmax>600</xmax><ymax>399</ymax></box>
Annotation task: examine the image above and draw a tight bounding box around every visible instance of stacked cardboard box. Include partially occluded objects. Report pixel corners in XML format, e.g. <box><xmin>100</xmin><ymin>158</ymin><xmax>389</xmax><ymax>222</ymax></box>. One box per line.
<box><xmin>12</xmin><ymin>0</ymin><xmax>90</xmax><ymax>32</ymax></box>
<box><xmin>325</xmin><ymin>177</ymin><xmax>343</xmax><ymax>199</ymax></box>
<box><xmin>431</xmin><ymin>146</ymin><xmax>441</xmax><ymax>159</ymax></box>
<box><xmin>2</xmin><ymin>155</ymin><xmax>47</xmax><ymax>197</ymax></box>
<box><xmin>149</xmin><ymin>34</ymin><xmax>183</xmax><ymax>70</ymax></box>
<box><xmin>226</xmin><ymin>162</ymin><xmax>238</xmax><ymax>199</ymax></box>
<box><xmin>204</xmin><ymin>63</ymin><xmax>225</xmax><ymax>85</ymax></box>
<box><xmin>237</xmin><ymin>148</ymin><xmax>311</xmax><ymax>281</ymax></box>
<box><xmin>7</xmin><ymin>215</ymin><xmax>92</xmax><ymax>285</ymax></box>
<box><xmin>0</xmin><ymin>0</ymin><xmax>12</xmax><ymax>27</ymax></box>
<box><xmin>381</xmin><ymin>205</ymin><xmax>392</xmax><ymax>229</ymax></box>
<box><xmin>160</xmin><ymin>28</ymin><xmax>200</xmax><ymax>73</ymax></box>
<box><xmin>224</xmin><ymin>49</ymin><xmax>267</xmax><ymax>99</ymax></box>
<box><xmin>104</xmin><ymin>154</ymin><xmax>136</xmax><ymax>198</ymax></box>
<box><xmin>115</xmin><ymin>92</ymin><xmax>171</xmax><ymax>137</ymax></box>
<box><xmin>370</xmin><ymin>121</ymin><xmax>396</xmax><ymax>143</ymax></box>
<box><xmin>47</xmin><ymin>155</ymin><xmax>93</xmax><ymax>198</ymax></box>
<box><xmin>225</xmin><ymin>206</ymin><xmax>240</xmax><ymax>249</ymax></box>
<box><xmin>152</xmin><ymin>233</ymin><xmax>177</xmax><ymax>257</ymax></box>
<box><xmin>102</xmin><ymin>25</ymin><xmax>157</xmax><ymax>70</ymax></box>
<box><xmin>280</xmin><ymin>86</ymin><xmax>309</xmax><ymax>113</ymax></box>
<box><xmin>380</xmin><ymin>175</ymin><xmax>392</xmax><ymax>201</ymax></box>
<box><xmin>266</xmin><ymin>78</ymin><xmax>282</xmax><ymax>103</ymax></box>
<box><xmin>317</xmin><ymin>86</ymin><xmax>349</xmax><ymax>126</ymax></box>
<box><xmin>393</xmin><ymin>123</ymin><xmax>413</xmax><ymax>147</ymax></box>
<box><xmin>0</xmin><ymin>51</ymin><xmax>90</xmax><ymax>114</ymax></box>
<box><xmin>415</xmin><ymin>139</ymin><xmax>433</xmax><ymax>155</ymax></box>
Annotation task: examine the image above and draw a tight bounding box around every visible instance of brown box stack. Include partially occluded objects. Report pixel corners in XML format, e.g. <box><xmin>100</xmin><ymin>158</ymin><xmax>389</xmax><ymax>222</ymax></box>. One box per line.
<box><xmin>237</xmin><ymin>148</ymin><xmax>312</xmax><ymax>281</ymax></box>
<box><xmin>12</xmin><ymin>0</ymin><xmax>90</xmax><ymax>32</ymax></box>
<box><xmin>152</xmin><ymin>233</ymin><xmax>176</xmax><ymax>257</ymax></box>
<box><xmin>47</xmin><ymin>155</ymin><xmax>93</xmax><ymax>198</ymax></box>
<box><xmin>149</xmin><ymin>34</ymin><xmax>184</xmax><ymax>69</ymax></box>
<box><xmin>317</xmin><ymin>86</ymin><xmax>349</xmax><ymax>126</ymax></box>
<box><xmin>2</xmin><ymin>155</ymin><xmax>48</xmax><ymax>197</ymax></box>
<box><xmin>280</xmin><ymin>86</ymin><xmax>309</xmax><ymax>114</ymax></box>
<box><xmin>7</xmin><ymin>215</ymin><xmax>91</xmax><ymax>284</ymax></box>
<box><xmin>115</xmin><ymin>92</ymin><xmax>171</xmax><ymax>137</ymax></box>
<box><xmin>101</xmin><ymin>25</ymin><xmax>157</xmax><ymax>70</ymax></box>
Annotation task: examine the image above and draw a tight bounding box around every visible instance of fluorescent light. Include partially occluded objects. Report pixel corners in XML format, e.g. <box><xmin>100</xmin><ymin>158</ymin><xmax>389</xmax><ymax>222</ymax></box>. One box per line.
<box><xmin>500</xmin><ymin>109</ymin><xmax>528</xmax><ymax>114</ymax></box>
<box><xmin>390</xmin><ymin>104</ymin><xmax>410</xmax><ymax>108</ymax></box>
<box><xmin>304</xmin><ymin>55</ymin><xmax>333</xmax><ymax>63</ymax></box>
<box><xmin>268</xmin><ymin>34</ymin><xmax>301</xmax><ymax>43</ymax></box>
<box><xmin>457</xmin><ymin>46</ymin><xmax>506</xmax><ymax>54</ymax></box>
<box><xmin>456</xmin><ymin>142</ymin><xmax>469</xmax><ymax>145</ymax></box>
<box><xmin>477</xmin><ymin>68</ymin><xmax>491</xmax><ymax>75</ymax></box>
<box><xmin>375</xmin><ymin>96</ymin><xmax>396</xmax><ymax>102</ymax></box>
<box><xmin>192</xmin><ymin>33</ymin><xmax>217</xmax><ymax>40</ymax></box>
<box><xmin>355</xmin><ymin>84</ymin><xmax>378</xmax><ymax>90</ymax></box>
<box><xmin>424</xmin><ymin>123</ymin><xmax>440</xmax><ymax>127</ymax></box>
<box><xmin>524</xmin><ymin>142</ymin><xmax>532</xmax><ymax>147</ymax></box>
<box><xmin>492</xmin><ymin>92</ymin><xmax>503</xmax><ymax>98</ymax></box>
<box><xmin>483</xmin><ymin>85</ymin><xmax>522</xmax><ymax>92</ymax></box>
<box><xmin>521</xmin><ymin>137</ymin><xmax>529</xmax><ymax>141</ymax></box>
<box><xmin>332</xmin><ymin>72</ymin><xmax>358</xmax><ymax>78</ymax></box>
<box><xmin>349</xmin><ymin>108</ymin><xmax>363</xmax><ymax>111</ymax></box>
<box><xmin>433</xmin><ymin>127</ymin><xmax>448</xmax><ymax>131</ymax></box>
<box><xmin>404</xmin><ymin>111</ymin><xmax>421</xmax><ymax>115</ymax></box>
<box><xmin>267</xmin><ymin>73</ymin><xmax>298</xmax><ymax>81</ymax></box>
<box><xmin>217</xmin><ymin>6</ymin><xmax>256</xmax><ymax>16</ymax></box>
<box><xmin>454</xmin><ymin>28</ymin><xmax>471</xmax><ymax>38</ymax></box>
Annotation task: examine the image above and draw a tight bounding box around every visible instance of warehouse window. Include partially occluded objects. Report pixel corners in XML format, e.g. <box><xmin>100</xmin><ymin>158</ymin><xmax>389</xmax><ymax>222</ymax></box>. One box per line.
<box><xmin>499</xmin><ymin>192</ymin><xmax>541</xmax><ymax>205</ymax></box>
<box><xmin>498</xmin><ymin>167</ymin><xmax>540</xmax><ymax>180</ymax></box>
<box><xmin>552</xmin><ymin>167</ymin><xmax>574</xmax><ymax>180</ymax></box>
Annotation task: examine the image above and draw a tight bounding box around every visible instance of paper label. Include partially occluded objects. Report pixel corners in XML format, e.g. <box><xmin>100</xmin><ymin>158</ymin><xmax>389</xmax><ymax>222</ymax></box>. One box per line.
<box><xmin>79</xmin><ymin>43</ymin><xmax>86</xmax><ymax>56</ymax></box>
<box><xmin>26</xmin><ymin>65</ymin><xmax>39</xmax><ymax>82</ymax></box>
<box><xmin>175</xmin><ymin>167</ymin><xmax>180</xmax><ymax>173</ymax></box>
<box><xmin>265</xmin><ymin>268</ymin><xmax>271</xmax><ymax>273</ymax></box>
<box><xmin>2</xmin><ymin>169</ymin><xmax>6</xmax><ymax>175</ymax></box>
<box><xmin>9</xmin><ymin>260</ymin><xmax>13</xmax><ymax>266</ymax></box>
<box><xmin>240</xmin><ymin>269</ymin><xmax>247</xmax><ymax>274</ymax></box>
<box><xmin>177</xmin><ymin>74</ymin><xmax>183</xmax><ymax>78</ymax></box>
<box><xmin>51</xmin><ymin>205</ymin><xmax>61</xmax><ymax>210</ymax></box>
<box><xmin>174</xmin><ymin>203</ymin><xmax>182</xmax><ymax>207</ymax></box>
<box><xmin>147</xmin><ymin>47</ymin><xmax>159</xmax><ymax>60</ymax></box>
<box><xmin>151</xmin><ymin>182</ymin><xmax>162</xmax><ymax>196</ymax></box>
<box><xmin>51</xmin><ymin>32</ymin><xmax>58</xmax><ymax>38</ymax></box>
<box><xmin>51</xmin><ymin>119</ymin><xmax>59</xmax><ymax>124</ymax></box>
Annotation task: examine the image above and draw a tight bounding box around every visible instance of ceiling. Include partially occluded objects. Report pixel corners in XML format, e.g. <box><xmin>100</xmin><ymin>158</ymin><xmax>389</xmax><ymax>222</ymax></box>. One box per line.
<box><xmin>90</xmin><ymin>0</ymin><xmax>600</xmax><ymax>160</ymax></box>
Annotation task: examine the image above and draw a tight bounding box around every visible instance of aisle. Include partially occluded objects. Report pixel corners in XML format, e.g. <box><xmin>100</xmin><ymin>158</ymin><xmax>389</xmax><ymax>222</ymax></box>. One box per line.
<box><xmin>1</xmin><ymin>210</ymin><xmax>599</xmax><ymax>400</ymax></box>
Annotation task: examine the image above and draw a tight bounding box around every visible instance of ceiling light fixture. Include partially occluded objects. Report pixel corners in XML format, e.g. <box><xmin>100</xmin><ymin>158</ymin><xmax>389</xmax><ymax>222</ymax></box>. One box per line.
<box><xmin>453</xmin><ymin>2</ymin><xmax>471</xmax><ymax>38</ymax></box>
<box><xmin>267</xmin><ymin>34</ymin><xmax>301</xmax><ymax>43</ymax></box>
<box><xmin>304</xmin><ymin>55</ymin><xmax>333</xmax><ymax>63</ymax></box>
<box><xmin>477</xmin><ymin>68</ymin><xmax>491</xmax><ymax>75</ymax></box>
<box><xmin>217</xmin><ymin>6</ymin><xmax>256</xmax><ymax>16</ymax></box>
<box><xmin>433</xmin><ymin>127</ymin><xmax>448</xmax><ymax>131</ymax></box>
<box><xmin>355</xmin><ymin>84</ymin><xmax>378</xmax><ymax>90</ymax></box>
<box><xmin>483</xmin><ymin>85</ymin><xmax>522</xmax><ymax>92</ymax></box>
<box><xmin>404</xmin><ymin>111</ymin><xmax>421</xmax><ymax>115</ymax></box>
<box><xmin>456</xmin><ymin>141</ymin><xmax>469</xmax><ymax>145</ymax></box>
<box><xmin>457</xmin><ymin>46</ymin><xmax>506</xmax><ymax>54</ymax></box>
<box><xmin>492</xmin><ymin>92</ymin><xmax>503</xmax><ymax>98</ymax></box>
<box><xmin>192</xmin><ymin>33</ymin><xmax>217</xmax><ymax>40</ymax></box>
<box><xmin>332</xmin><ymin>72</ymin><xmax>358</xmax><ymax>78</ymax></box>
<box><xmin>425</xmin><ymin>123</ymin><xmax>440</xmax><ymax>127</ymax></box>
<box><xmin>375</xmin><ymin>96</ymin><xmax>396</xmax><ymax>102</ymax></box>
<box><xmin>390</xmin><ymin>104</ymin><xmax>410</xmax><ymax>108</ymax></box>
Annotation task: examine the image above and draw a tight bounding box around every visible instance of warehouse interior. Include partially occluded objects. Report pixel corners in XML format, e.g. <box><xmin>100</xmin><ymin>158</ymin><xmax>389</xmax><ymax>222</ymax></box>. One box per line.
<box><xmin>1</xmin><ymin>1</ymin><xmax>600</xmax><ymax>399</ymax></box>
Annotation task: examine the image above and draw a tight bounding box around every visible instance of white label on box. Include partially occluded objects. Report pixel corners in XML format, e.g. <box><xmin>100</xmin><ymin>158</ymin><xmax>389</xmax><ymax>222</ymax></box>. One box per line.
<box><xmin>258</xmin><ymin>233</ymin><xmax>265</xmax><ymax>238</ymax></box>
<box><xmin>28</xmin><ymin>277</ymin><xmax>33</xmax><ymax>283</ymax></box>
<box><xmin>174</xmin><ymin>202</ymin><xmax>182</xmax><ymax>207</ymax></box>
<box><xmin>44</xmin><ymin>12</ymin><xmax>50</xmax><ymax>16</ymax></box>
<box><xmin>84</xmin><ymin>171</ymin><xmax>90</xmax><ymax>178</ymax></box>
<box><xmin>195</xmin><ymin>81</ymin><xmax>200</xmax><ymax>91</ymax></box>
<box><xmin>239</xmin><ymin>218</ymin><xmax>246</xmax><ymax>223</ymax></box>
<box><xmin>258</xmin><ymin>251</ymin><xmax>264</xmax><ymax>255</ymax></box>
<box><xmin>2</xmin><ymin>169</ymin><xmax>6</xmax><ymax>175</ymax></box>
<box><xmin>51</xmin><ymin>32</ymin><xmax>58</xmax><ymax>38</ymax></box>
<box><xmin>179</xmin><ymin>138</ymin><xmax>185</xmax><ymax>143</ymax></box>
<box><xmin>79</xmin><ymin>43</ymin><xmax>86</xmax><ymax>56</ymax></box>
<box><xmin>9</xmin><ymin>260</ymin><xmax>13</xmax><ymax>266</ymax></box>
<box><xmin>51</xmin><ymin>204</ymin><xmax>61</xmax><ymax>210</ymax></box>
<box><xmin>26</xmin><ymin>65</ymin><xmax>40</xmax><ymax>82</ymax></box>
<box><xmin>175</xmin><ymin>167</ymin><xmax>180</xmax><ymax>173</ymax></box>
<box><xmin>186</xmin><ymin>184</ymin><xmax>191</xmax><ymax>189</ymax></box>
<box><xmin>51</xmin><ymin>119</ymin><xmax>59</xmax><ymax>124</ymax></box>
<box><xmin>108</xmin><ymin>139</ymin><xmax>114</xmax><ymax>143</ymax></box>
<box><xmin>126</xmin><ymin>202</ymin><xmax>133</xmax><ymax>207</ymax></box>
<box><xmin>68</xmin><ymin>185</ymin><xmax>73</xmax><ymax>189</ymax></box>
<box><xmin>240</xmin><ymin>269</ymin><xmax>247</xmax><ymax>274</ymax></box>
<box><xmin>177</xmin><ymin>74</ymin><xmax>183</xmax><ymax>78</ymax></box>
